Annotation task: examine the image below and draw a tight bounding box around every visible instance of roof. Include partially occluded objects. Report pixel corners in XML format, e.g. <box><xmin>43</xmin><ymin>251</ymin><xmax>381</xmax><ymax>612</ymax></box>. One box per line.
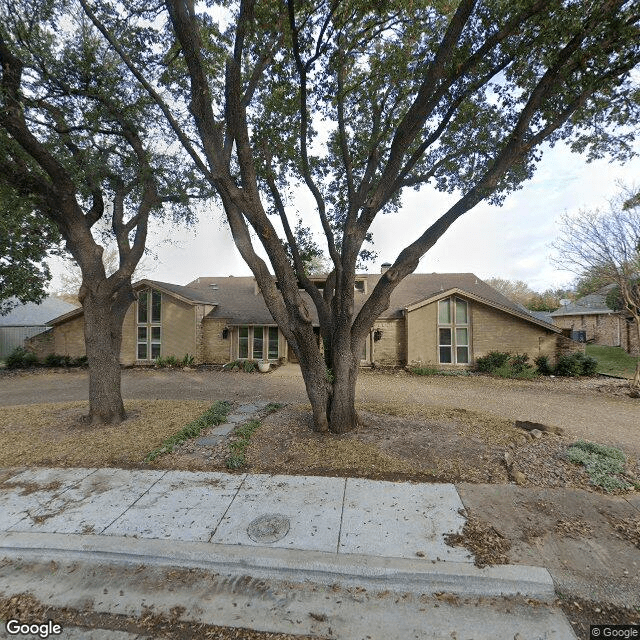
<box><xmin>551</xmin><ymin>293</ymin><xmax>613</xmax><ymax>317</ymax></box>
<box><xmin>47</xmin><ymin>273</ymin><xmax>560</xmax><ymax>333</ymax></box>
<box><xmin>0</xmin><ymin>297</ymin><xmax>78</xmax><ymax>327</ymax></box>
<box><xmin>188</xmin><ymin>273</ymin><xmax>559</xmax><ymax>331</ymax></box>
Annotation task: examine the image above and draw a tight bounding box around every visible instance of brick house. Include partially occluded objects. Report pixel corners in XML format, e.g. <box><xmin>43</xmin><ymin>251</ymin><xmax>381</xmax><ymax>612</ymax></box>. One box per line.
<box><xmin>550</xmin><ymin>287</ymin><xmax>639</xmax><ymax>355</ymax></box>
<box><xmin>39</xmin><ymin>272</ymin><xmax>578</xmax><ymax>367</ymax></box>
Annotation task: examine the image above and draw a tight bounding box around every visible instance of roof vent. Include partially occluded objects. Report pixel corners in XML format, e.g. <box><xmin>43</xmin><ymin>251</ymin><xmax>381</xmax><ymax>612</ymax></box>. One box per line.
<box><xmin>381</xmin><ymin>262</ymin><xmax>392</xmax><ymax>274</ymax></box>
<box><xmin>560</xmin><ymin>298</ymin><xmax>571</xmax><ymax>307</ymax></box>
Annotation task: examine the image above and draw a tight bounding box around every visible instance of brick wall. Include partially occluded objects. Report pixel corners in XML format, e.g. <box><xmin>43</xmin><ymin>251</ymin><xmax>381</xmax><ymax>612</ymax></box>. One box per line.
<box><xmin>53</xmin><ymin>316</ymin><xmax>86</xmax><ymax>358</ymax></box>
<box><xmin>555</xmin><ymin>334</ymin><xmax>586</xmax><ymax>359</ymax></box>
<box><xmin>553</xmin><ymin>313</ymin><xmax>622</xmax><ymax>347</ymax></box>
<box><xmin>201</xmin><ymin>317</ymin><xmax>232</xmax><ymax>363</ymax></box>
<box><xmin>25</xmin><ymin>329</ymin><xmax>55</xmax><ymax>359</ymax></box>
<box><xmin>621</xmin><ymin>318</ymin><xmax>640</xmax><ymax>356</ymax></box>
<box><xmin>472</xmin><ymin>304</ymin><xmax>558</xmax><ymax>364</ymax></box>
<box><xmin>371</xmin><ymin>320</ymin><xmax>405</xmax><ymax>366</ymax></box>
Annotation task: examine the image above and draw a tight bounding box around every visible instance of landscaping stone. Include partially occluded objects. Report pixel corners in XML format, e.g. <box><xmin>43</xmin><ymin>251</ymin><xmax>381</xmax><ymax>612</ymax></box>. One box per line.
<box><xmin>530</xmin><ymin>429</ymin><xmax>543</xmax><ymax>439</ymax></box>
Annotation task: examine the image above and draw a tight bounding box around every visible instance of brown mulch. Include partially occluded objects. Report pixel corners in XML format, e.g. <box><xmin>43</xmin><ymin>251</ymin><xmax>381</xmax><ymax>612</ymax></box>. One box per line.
<box><xmin>557</xmin><ymin>596</ymin><xmax>640</xmax><ymax>640</ymax></box>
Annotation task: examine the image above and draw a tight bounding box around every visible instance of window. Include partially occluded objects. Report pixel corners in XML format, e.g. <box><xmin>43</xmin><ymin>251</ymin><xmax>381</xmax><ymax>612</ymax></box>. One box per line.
<box><xmin>237</xmin><ymin>325</ymin><xmax>280</xmax><ymax>360</ymax></box>
<box><xmin>137</xmin><ymin>289</ymin><xmax>161</xmax><ymax>360</ymax></box>
<box><xmin>437</xmin><ymin>297</ymin><xmax>469</xmax><ymax>364</ymax></box>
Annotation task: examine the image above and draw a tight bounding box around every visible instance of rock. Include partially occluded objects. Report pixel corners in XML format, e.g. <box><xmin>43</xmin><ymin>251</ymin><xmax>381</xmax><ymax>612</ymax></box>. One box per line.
<box><xmin>530</xmin><ymin>428</ymin><xmax>543</xmax><ymax>439</ymax></box>
<box><xmin>629</xmin><ymin>389</ymin><xmax>640</xmax><ymax>398</ymax></box>
<box><xmin>503</xmin><ymin>451</ymin><xmax>513</xmax><ymax>469</ymax></box>
<box><xmin>515</xmin><ymin>419</ymin><xmax>563</xmax><ymax>435</ymax></box>
<box><xmin>510</xmin><ymin>469</ymin><xmax>527</xmax><ymax>485</ymax></box>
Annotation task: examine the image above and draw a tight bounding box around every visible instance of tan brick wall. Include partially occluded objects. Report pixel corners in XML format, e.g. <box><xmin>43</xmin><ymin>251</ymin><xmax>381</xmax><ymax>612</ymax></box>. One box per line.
<box><xmin>621</xmin><ymin>319</ymin><xmax>640</xmax><ymax>356</ymax></box>
<box><xmin>25</xmin><ymin>329</ymin><xmax>55</xmax><ymax>359</ymax></box>
<box><xmin>555</xmin><ymin>334</ymin><xmax>585</xmax><ymax>358</ymax></box>
<box><xmin>553</xmin><ymin>313</ymin><xmax>622</xmax><ymax>347</ymax></box>
<box><xmin>120</xmin><ymin>303</ymin><xmax>136</xmax><ymax>366</ymax></box>
<box><xmin>53</xmin><ymin>316</ymin><xmax>86</xmax><ymax>358</ymax></box>
<box><xmin>201</xmin><ymin>317</ymin><xmax>232</xmax><ymax>363</ymax></box>
<box><xmin>473</xmin><ymin>304</ymin><xmax>557</xmax><ymax>363</ymax></box>
<box><xmin>372</xmin><ymin>320</ymin><xmax>405</xmax><ymax>366</ymax></box>
<box><xmin>406</xmin><ymin>302</ymin><xmax>438</xmax><ymax>365</ymax></box>
<box><xmin>160</xmin><ymin>295</ymin><xmax>196</xmax><ymax>360</ymax></box>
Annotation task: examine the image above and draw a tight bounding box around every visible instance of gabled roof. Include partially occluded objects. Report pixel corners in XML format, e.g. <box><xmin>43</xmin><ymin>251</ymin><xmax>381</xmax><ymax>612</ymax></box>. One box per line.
<box><xmin>46</xmin><ymin>272</ymin><xmax>560</xmax><ymax>333</ymax></box>
<box><xmin>0</xmin><ymin>297</ymin><xmax>78</xmax><ymax>327</ymax></box>
<box><xmin>551</xmin><ymin>292</ymin><xmax>613</xmax><ymax>317</ymax></box>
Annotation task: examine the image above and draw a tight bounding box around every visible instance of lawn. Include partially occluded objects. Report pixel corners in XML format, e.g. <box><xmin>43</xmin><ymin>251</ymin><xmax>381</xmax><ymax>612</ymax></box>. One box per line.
<box><xmin>586</xmin><ymin>344</ymin><xmax>638</xmax><ymax>379</ymax></box>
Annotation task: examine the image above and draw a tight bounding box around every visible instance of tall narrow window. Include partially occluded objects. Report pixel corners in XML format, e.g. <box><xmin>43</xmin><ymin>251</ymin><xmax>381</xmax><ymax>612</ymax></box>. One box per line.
<box><xmin>239</xmin><ymin>326</ymin><xmax>249</xmax><ymax>358</ymax></box>
<box><xmin>438</xmin><ymin>297</ymin><xmax>469</xmax><ymax>364</ymax></box>
<box><xmin>253</xmin><ymin>326</ymin><xmax>264</xmax><ymax>360</ymax></box>
<box><xmin>268</xmin><ymin>327</ymin><xmax>279</xmax><ymax>359</ymax></box>
<box><xmin>137</xmin><ymin>289</ymin><xmax>161</xmax><ymax>360</ymax></box>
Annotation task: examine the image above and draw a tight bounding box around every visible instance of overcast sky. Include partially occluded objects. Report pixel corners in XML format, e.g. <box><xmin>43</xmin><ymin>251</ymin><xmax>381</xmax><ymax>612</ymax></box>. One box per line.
<box><xmin>48</xmin><ymin>140</ymin><xmax>639</xmax><ymax>295</ymax></box>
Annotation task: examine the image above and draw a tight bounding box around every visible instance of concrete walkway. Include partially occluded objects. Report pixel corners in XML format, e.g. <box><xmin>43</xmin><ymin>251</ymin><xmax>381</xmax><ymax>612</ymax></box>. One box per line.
<box><xmin>0</xmin><ymin>468</ymin><xmax>576</xmax><ymax>639</ymax></box>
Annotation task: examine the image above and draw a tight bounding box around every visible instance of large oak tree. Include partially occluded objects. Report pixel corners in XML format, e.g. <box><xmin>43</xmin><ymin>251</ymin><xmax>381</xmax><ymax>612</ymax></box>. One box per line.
<box><xmin>82</xmin><ymin>0</ymin><xmax>639</xmax><ymax>432</ymax></box>
<box><xmin>0</xmin><ymin>1</ymin><xmax>200</xmax><ymax>422</ymax></box>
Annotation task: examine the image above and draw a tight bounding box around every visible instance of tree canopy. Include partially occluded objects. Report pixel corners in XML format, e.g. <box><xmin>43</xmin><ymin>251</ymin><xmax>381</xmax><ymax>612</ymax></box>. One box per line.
<box><xmin>0</xmin><ymin>182</ymin><xmax>61</xmax><ymax>314</ymax></box>
<box><xmin>75</xmin><ymin>0</ymin><xmax>640</xmax><ymax>431</ymax></box>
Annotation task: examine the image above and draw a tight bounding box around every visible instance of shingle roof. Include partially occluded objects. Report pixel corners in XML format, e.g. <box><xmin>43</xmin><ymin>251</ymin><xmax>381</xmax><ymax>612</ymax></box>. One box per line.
<box><xmin>186</xmin><ymin>273</ymin><xmax>557</xmax><ymax>330</ymax></box>
<box><xmin>550</xmin><ymin>293</ymin><xmax>612</xmax><ymax>317</ymax></box>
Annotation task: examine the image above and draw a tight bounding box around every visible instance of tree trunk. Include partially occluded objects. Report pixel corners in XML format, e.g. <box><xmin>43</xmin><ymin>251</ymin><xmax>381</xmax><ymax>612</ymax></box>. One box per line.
<box><xmin>82</xmin><ymin>289</ymin><xmax>130</xmax><ymax>424</ymax></box>
<box><xmin>327</xmin><ymin>349</ymin><xmax>360</xmax><ymax>434</ymax></box>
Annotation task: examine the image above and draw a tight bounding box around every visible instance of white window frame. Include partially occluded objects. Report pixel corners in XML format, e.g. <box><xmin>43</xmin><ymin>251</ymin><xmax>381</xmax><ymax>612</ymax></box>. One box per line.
<box><xmin>437</xmin><ymin>297</ymin><xmax>470</xmax><ymax>365</ymax></box>
<box><xmin>237</xmin><ymin>325</ymin><xmax>280</xmax><ymax>360</ymax></box>
<box><xmin>137</xmin><ymin>289</ymin><xmax>162</xmax><ymax>361</ymax></box>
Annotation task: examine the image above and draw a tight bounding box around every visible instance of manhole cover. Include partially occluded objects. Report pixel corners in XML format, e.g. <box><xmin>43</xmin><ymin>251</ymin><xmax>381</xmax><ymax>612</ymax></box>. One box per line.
<box><xmin>247</xmin><ymin>514</ymin><xmax>290</xmax><ymax>543</ymax></box>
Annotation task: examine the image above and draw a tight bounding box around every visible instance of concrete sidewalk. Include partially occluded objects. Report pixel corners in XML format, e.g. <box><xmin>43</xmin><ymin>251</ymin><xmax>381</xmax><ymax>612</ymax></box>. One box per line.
<box><xmin>0</xmin><ymin>467</ymin><xmax>576</xmax><ymax>639</ymax></box>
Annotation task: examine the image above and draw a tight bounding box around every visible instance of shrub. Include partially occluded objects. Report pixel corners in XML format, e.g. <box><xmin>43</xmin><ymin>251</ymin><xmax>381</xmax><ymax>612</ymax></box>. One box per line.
<box><xmin>6</xmin><ymin>347</ymin><xmax>38</xmax><ymax>369</ymax></box>
<box><xmin>22</xmin><ymin>351</ymin><xmax>39</xmax><ymax>367</ymax></box>
<box><xmin>566</xmin><ymin>440</ymin><xmax>631</xmax><ymax>492</ymax></box>
<box><xmin>181</xmin><ymin>353</ymin><xmax>194</xmax><ymax>366</ymax></box>
<box><xmin>475</xmin><ymin>351</ymin><xmax>510</xmax><ymax>372</ymax></box>
<box><xmin>72</xmin><ymin>355</ymin><xmax>88</xmax><ymax>367</ymax></box>
<box><xmin>555</xmin><ymin>352</ymin><xmax>598</xmax><ymax>377</ymax></box>
<box><xmin>534</xmin><ymin>355</ymin><xmax>553</xmax><ymax>375</ymax></box>
<box><xmin>509</xmin><ymin>353</ymin><xmax>531</xmax><ymax>374</ymax></box>
<box><xmin>410</xmin><ymin>366</ymin><xmax>440</xmax><ymax>376</ymax></box>
<box><xmin>243</xmin><ymin>360</ymin><xmax>256</xmax><ymax>373</ymax></box>
<box><xmin>44</xmin><ymin>353</ymin><xmax>66</xmax><ymax>367</ymax></box>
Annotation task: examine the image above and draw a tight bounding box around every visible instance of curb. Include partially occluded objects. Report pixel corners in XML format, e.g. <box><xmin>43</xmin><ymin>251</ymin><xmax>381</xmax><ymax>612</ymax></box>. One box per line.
<box><xmin>0</xmin><ymin>531</ymin><xmax>555</xmax><ymax>599</ymax></box>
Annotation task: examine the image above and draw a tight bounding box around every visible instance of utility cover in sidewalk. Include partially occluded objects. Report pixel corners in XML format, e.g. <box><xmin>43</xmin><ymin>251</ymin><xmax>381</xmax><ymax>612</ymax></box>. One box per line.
<box><xmin>247</xmin><ymin>514</ymin><xmax>290</xmax><ymax>543</ymax></box>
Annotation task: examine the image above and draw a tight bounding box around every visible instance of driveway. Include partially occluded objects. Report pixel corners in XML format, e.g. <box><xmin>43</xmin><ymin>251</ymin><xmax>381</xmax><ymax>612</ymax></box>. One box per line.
<box><xmin>1</xmin><ymin>366</ymin><xmax>638</xmax><ymax>453</ymax></box>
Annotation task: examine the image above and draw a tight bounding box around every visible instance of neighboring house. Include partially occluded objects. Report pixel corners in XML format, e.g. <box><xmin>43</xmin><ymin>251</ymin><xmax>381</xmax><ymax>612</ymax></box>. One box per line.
<box><xmin>550</xmin><ymin>286</ymin><xmax>639</xmax><ymax>355</ymax></box>
<box><xmin>0</xmin><ymin>297</ymin><xmax>77</xmax><ymax>360</ymax></box>
<box><xmin>42</xmin><ymin>271</ymin><xmax>580</xmax><ymax>368</ymax></box>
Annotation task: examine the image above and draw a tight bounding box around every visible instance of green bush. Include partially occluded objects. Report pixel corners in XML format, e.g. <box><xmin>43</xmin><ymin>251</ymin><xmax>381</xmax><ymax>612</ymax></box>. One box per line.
<box><xmin>181</xmin><ymin>353</ymin><xmax>194</xmax><ymax>366</ymax></box>
<box><xmin>534</xmin><ymin>355</ymin><xmax>553</xmax><ymax>375</ymax></box>
<box><xmin>44</xmin><ymin>353</ymin><xmax>66</xmax><ymax>367</ymax></box>
<box><xmin>476</xmin><ymin>352</ymin><xmax>536</xmax><ymax>379</ymax></box>
<box><xmin>566</xmin><ymin>440</ymin><xmax>632</xmax><ymax>492</ymax></box>
<box><xmin>555</xmin><ymin>352</ymin><xmax>598</xmax><ymax>377</ymax></box>
<box><xmin>72</xmin><ymin>355</ymin><xmax>88</xmax><ymax>367</ymax></box>
<box><xmin>243</xmin><ymin>360</ymin><xmax>256</xmax><ymax>373</ymax></box>
<box><xmin>475</xmin><ymin>351</ymin><xmax>510</xmax><ymax>372</ymax></box>
<box><xmin>6</xmin><ymin>347</ymin><xmax>39</xmax><ymax>369</ymax></box>
<box><xmin>410</xmin><ymin>366</ymin><xmax>440</xmax><ymax>376</ymax></box>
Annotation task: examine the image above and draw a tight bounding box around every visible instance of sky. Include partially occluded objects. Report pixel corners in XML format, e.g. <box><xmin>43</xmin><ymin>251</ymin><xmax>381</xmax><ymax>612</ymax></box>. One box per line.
<box><xmin>47</xmin><ymin>140</ymin><xmax>639</xmax><ymax>295</ymax></box>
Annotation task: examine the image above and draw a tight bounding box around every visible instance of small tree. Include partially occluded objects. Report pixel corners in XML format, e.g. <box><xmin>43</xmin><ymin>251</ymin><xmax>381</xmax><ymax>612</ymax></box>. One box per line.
<box><xmin>554</xmin><ymin>190</ymin><xmax>640</xmax><ymax>388</ymax></box>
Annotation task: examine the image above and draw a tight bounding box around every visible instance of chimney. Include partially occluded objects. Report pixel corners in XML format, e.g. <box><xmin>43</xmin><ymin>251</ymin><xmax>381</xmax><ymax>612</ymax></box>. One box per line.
<box><xmin>381</xmin><ymin>262</ymin><xmax>392</xmax><ymax>274</ymax></box>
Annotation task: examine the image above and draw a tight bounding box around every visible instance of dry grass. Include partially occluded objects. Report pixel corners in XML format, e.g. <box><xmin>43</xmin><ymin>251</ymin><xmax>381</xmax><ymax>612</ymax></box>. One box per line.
<box><xmin>0</xmin><ymin>400</ymin><xmax>211</xmax><ymax>468</ymax></box>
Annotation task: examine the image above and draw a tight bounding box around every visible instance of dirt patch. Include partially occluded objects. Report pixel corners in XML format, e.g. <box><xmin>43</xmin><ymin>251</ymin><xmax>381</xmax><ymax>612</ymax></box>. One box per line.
<box><xmin>557</xmin><ymin>597</ymin><xmax>640</xmax><ymax>640</ymax></box>
<box><xmin>455</xmin><ymin>484</ymin><xmax>640</xmax><ymax>608</ymax></box>
<box><xmin>1</xmin><ymin>480</ymin><xmax>62</xmax><ymax>496</ymax></box>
